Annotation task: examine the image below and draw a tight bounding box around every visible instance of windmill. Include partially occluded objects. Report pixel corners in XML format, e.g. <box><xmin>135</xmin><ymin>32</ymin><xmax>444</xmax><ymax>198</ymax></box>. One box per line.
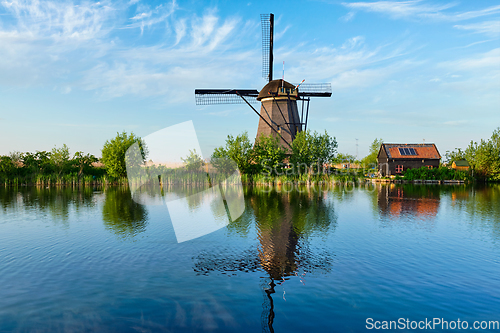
<box><xmin>195</xmin><ymin>13</ymin><xmax>332</xmax><ymax>150</ymax></box>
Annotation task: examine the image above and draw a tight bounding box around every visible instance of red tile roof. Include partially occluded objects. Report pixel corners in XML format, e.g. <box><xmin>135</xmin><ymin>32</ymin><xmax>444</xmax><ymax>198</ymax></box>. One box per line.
<box><xmin>381</xmin><ymin>143</ymin><xmax>441</xmax><ymax>159</ymax></box>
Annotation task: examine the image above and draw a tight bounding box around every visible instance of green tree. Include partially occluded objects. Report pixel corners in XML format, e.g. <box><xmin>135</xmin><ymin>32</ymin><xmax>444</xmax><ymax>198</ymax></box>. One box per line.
<box><xmin>332</xmin><ymin>153</ymin><xmax>357</xmax><ymax>164</ymax></box>
<box><xmin>313</xmin><ymin>131</ymin><xmax>338</xmax><ymax>166</ymax></box>
<box><xmin>181</xmin><ymin>149</ymin><xmax>205</xmax><ymax>172</ymax></box>
<box><xmin>211</xmin><ymin>132</ymin><xmax>253</xmax><ymax>174</ymax></box>
<box><xmin>50</xmin><ymin>144</ymin><xmax>70</xmax><ymax>176</ymax></box>
<box><xmin>444</xmin><ymin>148</ymin><xmax>466</xmax><ymax>165</ymax></box>
<box><xmin>0</xmin><ymin>156</ymin><xmax>14</xmax><ymax>179</ymax></box>
<box><xmin>289</xmin><ymin>130</ymin><xmax>337</xmax><ymax>174</ymax></box>
<box><xmin>361</xmin><ymin>138</ymin><xmax>383</xmax><ymax>167</ymax></box>
<box><xmin>252</xmin><ymin>134</ymin><xmax>287</xmax><ymax>175</ymax></box>
<box><xmin>9</xmin><ymin>151</ymin><xmax>22</xmax><ymax>168</ymax></box>
<box><xmin>465</xmin><ymin>128</ymin><xmax>500</xmax><ymax>181</ymax></box>
<box><xmin>101</xmin><ymin>132</ymin><xmax>147</xmax><ymax>179</ymax></box>
<box><xmin>22</xmin><ymin>151</ymin><xmax>53</xmax><ymax>176</ymax></box>
<box><xmin>72</xmin><ymin>152</ymin><xmax>99</xmax><ymax>176</ymax></box>
<box><xmin>491</xmin><ymin>128</ymin><xmax>500</xmax><ymax>181</ymax></box>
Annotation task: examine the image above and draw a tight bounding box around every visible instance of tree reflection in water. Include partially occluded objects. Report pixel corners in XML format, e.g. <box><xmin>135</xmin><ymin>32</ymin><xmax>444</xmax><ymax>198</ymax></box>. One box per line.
<box><xmin>445</xmin><ymin>183</ymin><xmax>500</xmax><ymax>240</ymax></box>
<box><xmin>102</xmin><ymin>187</ymin><xmax>148</xmax><ymax>239</ymax></box>
<box><xmin>192</xmin><ymin>185</ymin><xmax>337</xmax><ymax>333</ymax></box>
<box><xmin>0</xmin><ymin>186</ymin><xmax>96</xmax><ymax>226</ymax></box>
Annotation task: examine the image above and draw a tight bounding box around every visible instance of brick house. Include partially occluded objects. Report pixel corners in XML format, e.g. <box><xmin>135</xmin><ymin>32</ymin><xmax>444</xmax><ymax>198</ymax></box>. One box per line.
<box><xmin>377</xmin><ymin>143</ymin><xmax>441</xmax><ymax>177</ymax></box>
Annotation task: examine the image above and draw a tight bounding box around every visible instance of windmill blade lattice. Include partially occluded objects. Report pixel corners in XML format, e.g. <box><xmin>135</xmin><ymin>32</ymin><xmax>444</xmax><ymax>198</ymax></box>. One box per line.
<box><xmin>195</xmin><ymin>89</ymin><xmax>259</xmax><ymax>105</ymax></box>
<box><xmin>261</xmin><ymin>14</ymin><xmax>274</xmax><ymax>82</ymax></box>
<box><xmin>294</xmin><ymin>83</ymin><xmax>332</xmax><ymax>98</ymax></box>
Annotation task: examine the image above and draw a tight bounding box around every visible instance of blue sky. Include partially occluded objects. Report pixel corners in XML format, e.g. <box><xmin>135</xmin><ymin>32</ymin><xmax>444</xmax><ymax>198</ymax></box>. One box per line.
<box><xmin>0</xmin><ymin>0</ymin><xmax>499</xmax><ymax>159</ymax></box>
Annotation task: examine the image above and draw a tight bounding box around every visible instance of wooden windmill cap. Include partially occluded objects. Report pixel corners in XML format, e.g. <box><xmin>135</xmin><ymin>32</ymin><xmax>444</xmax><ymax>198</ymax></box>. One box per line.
<box><xmin>257</xmin><ymin>79</ymin><xmax>297</xmax><ymax>101</ymax></box>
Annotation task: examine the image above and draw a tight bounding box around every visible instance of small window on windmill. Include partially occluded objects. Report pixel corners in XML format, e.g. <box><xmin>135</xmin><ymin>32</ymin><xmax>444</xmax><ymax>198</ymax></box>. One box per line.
<box><xmin>277</xmin><ymin>125</ymin><xmax>281</xmax><ymax>133</ymax></box>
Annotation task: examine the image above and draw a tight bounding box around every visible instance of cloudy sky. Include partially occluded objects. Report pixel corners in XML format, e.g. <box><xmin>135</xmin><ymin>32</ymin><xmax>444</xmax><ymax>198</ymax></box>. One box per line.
<box><xmin>0</xmin><ymin>0</ymin><xmax>499</xmax><ymax>158</ymax></box>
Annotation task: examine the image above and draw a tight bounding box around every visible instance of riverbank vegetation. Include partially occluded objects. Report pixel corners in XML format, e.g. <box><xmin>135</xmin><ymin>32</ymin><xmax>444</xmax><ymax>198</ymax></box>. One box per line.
<box><xmin>398</xmin><ymin>166</ymin><xmax>470</xmax><ymax>181</ymax></box>
<box><xmin>1</xmin><ymin>128</ymin><xmax>498</xmax><ymax>186</ymax></box>
<box><xmin>445</xmin><ymin>128</ymin><xmax>500</xmax><ymax>182</ymax></box>
<box><xmin>0</xmin><ymin>145</ymin><xmax>107</xmax><ymax>186</ymax></box>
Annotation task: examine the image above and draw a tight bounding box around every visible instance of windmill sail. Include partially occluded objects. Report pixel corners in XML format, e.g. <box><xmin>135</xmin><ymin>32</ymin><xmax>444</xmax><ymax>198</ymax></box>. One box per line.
<box><xmin>195</xmin><ymin>89</ymin><xmax>259</xmax><ymax>105</ymax></box>
<box><xmin>261</xmin><ymin>14</ymin><xmax>274</xmax><ymax>82</ymax></box>
<box><xmin>294</xmin><ymin>83</ymin><xmax>332</xmax><ymax>97</ymax></box>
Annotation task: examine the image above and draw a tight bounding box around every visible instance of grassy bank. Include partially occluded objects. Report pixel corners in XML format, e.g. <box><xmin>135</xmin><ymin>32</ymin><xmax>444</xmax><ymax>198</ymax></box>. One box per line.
<box><xmin>2</xmin><ymin>166</ymin><xmax>476</xmax><ymax>187</ymax></box>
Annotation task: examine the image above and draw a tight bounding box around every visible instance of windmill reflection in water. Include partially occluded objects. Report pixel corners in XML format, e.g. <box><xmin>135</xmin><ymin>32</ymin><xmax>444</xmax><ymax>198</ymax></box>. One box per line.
<box><xmin>193</xmin><ymin>187</ymin><xmax>337</xmax><ymax>333</ymax></box>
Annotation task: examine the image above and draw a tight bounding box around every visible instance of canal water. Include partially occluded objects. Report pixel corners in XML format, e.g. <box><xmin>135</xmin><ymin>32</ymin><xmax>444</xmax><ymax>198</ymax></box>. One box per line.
<box><xmin>0</xmin><ymin>184</ymin><xmax>499</xmax><ymax>332</ymax></box>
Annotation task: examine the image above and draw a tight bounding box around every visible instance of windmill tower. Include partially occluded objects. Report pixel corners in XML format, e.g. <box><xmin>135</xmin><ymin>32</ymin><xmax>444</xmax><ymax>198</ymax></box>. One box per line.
<box><xmin>195</xmin><ymin>14</ymin><xmax>332</xmax><ymax>150</ymax></box>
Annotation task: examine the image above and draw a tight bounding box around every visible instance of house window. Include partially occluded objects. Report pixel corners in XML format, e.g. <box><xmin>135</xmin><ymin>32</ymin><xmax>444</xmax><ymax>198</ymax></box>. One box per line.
<box><xmin>396</xmin><ymin>165</ymin><xmax>403</xmax><ymax>173</ymax></box>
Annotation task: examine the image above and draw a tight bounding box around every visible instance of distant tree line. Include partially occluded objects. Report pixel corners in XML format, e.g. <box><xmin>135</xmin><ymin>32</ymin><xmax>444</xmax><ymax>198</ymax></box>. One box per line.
<box><xmin>0</xmin><ymin>144</ymin><xmax>104</xmax><ymax>185</ymax></box>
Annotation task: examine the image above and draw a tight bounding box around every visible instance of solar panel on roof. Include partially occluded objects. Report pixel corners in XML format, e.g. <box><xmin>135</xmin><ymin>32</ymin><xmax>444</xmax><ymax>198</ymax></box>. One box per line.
<box><xmin>398</xmin><ymin>147</ymin><xmax>417</xmax><ymax>156</ymax></box>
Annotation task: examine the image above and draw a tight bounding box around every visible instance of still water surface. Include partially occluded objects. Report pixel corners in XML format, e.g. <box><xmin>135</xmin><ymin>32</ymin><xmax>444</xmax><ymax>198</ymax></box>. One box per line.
<box><xmin>0</xmin><ymin>184</ymin><xmax>499</xmax><ymax>332</ymax></box>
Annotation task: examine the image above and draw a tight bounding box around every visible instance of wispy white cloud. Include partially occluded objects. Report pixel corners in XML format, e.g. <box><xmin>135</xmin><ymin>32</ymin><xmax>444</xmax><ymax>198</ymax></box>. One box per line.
<box><xmin>339</xmin><ymin>11</ymin><xmax>356</xmax><ymax>22</ymax></box>
<box><xmin>0</xmin><ymin>0</ymin><xmax>114</xmax><ymax>40</ymax></box>
<box><xmin>454</xmin><ymin>20</ymin><xmax>500</xmax><ymax>37</ymax></box>
<box><xmin>281</xmin><ymin>33</ymin><xmax>417</xmax><ymax>90</ymax></box>
<box><xmin>434</xmin><ymin>48</ymin><xmax>500</xmax><ymax>95</ymax></box>
<box><xmin>206</xmin><ymin>17</ymin><xmax>239</xmax><ymax>51</ymax></box>
<box><xmin>341</xmin><ymin>36</ymin><xmax>364</xmax><ymax>49</ymax></box>
<box><xmin>0</xmin><ymin>1</ymin><xmax>250</xmax><ymax>100</ymax></box>
<box><xmin>342</xmin><ymin>1</ymin><xmax>455</xmax><ymax>20</ymax></box>
<box><xmin>439</xmin><ymin>48</ymin><xmax>500</xmax><ymax>70</ymax></box>
<box><xmin>2</xmin><ymin>0</ymin><xmax>494</xmax><ymax>107</ymax></box>
<box><xmin>130</xmin><ymin>12</ymin><xmax>151</xmax><ymax>20</ymax></box>
<box><xmin>191</xmin><ymin>13</ymin><xmax>218</xmax><ymax>47</ymax></box>
<box><xmin>0</xmin><ymin>0</ymin><xmax>119</xmax><ymax>89</ymax></box>
<box><xmin>126</xmin><ymin>1</ymin><xmax>177</xmax><ymax>34</ymax></box>
<box><xmin>451</xmin><ymin>5</ymin><xmax>500</xmax><ymax>21</ymax></box>
<box><xmin>174</xmin><ymin>18</ymin><xmax>186</xmax><ymax>45</ymax></box>
<box><xmin>79</xmin><ymin>12</ymin><xmax>253</xmax><ymax>100</ymax></box>
<box><xmin>460</xmin><ymin>39</ymin><xmax>496</xmax><ymax>48</ymax></box>
<box><xmin>274</xmin><ymin>24</ymin><xmax>290</xmax><ymax>41</ymax></box>
<box><xmin>343</xmin><ymin>1</ymin><xmax>500</xmax><ymax>22</ymax></box>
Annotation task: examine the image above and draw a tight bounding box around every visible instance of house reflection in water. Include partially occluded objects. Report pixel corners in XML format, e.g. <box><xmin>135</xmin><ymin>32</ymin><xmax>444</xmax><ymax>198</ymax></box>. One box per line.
<box><xmin>377</xmin><ymin>184</ymin><xmax>441</xmax><ymax>220</ymax></box>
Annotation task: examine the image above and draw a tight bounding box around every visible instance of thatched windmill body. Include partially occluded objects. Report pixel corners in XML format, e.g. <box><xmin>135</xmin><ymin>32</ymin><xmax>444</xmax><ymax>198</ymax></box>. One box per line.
<box><xmin>195</xmin><ymin>14</ymin><xmax>332</xmax><ymax>150</ymax></box>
